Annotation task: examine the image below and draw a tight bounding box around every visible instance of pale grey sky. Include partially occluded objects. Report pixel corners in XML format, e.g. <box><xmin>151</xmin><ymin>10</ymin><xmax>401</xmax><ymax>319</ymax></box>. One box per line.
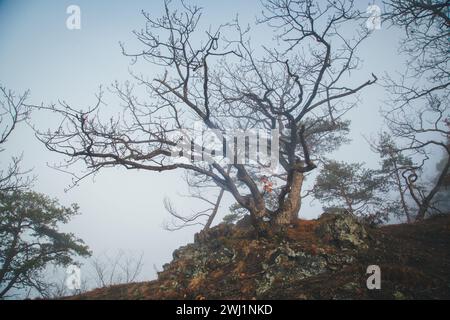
<box><xmin>0</xmin><ymin>0</ymin><xmax>408</xmax><ymax>282</ymax></box>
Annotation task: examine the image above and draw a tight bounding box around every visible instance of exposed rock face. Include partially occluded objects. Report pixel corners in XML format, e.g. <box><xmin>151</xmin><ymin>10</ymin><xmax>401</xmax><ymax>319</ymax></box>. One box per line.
<box><xmin>315</xmin><ymin>211</ymin><xmax>368</xmax><ymax>249</ymax></box>
<box><xmin>147</xmin><ymin>212</ymin><xmax>369</xmax><ymax>299</ymax></box>
<box><xmin>71</xmin><ymin>214</ymin><xmax>450</xmax><ymax>300</ymax></box>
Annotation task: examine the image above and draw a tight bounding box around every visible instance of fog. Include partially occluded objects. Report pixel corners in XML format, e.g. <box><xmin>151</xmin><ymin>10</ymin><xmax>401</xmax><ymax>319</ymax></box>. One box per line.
<box><xmin>0</xmin><ymin>0</ymin><xmax>412</xmax><ymax>287</ymax></box>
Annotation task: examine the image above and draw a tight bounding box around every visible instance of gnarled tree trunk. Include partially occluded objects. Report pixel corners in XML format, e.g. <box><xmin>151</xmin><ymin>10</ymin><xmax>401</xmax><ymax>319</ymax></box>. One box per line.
<box><xmin>273</xmin><ymin>171</ymin><xmax>304</xmax><ymax>226</ymax></box>
<box><xmin>247</xmin><ymin>170</ymin><xmax>305</xmax><ymax>236</ymax></box>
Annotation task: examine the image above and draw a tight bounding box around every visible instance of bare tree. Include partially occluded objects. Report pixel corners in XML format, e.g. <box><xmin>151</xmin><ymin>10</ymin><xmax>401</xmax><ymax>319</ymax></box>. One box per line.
<box><xmin>35</xmin><ymin>0</ymin><xmax>376</xmax><ymax>236</ymax></box>
<box><xmin>39</xmin><ymin>251</ymin><xmax>143</xmax><ymax>298</ymax></box>
<box><xmin>90</xmin><ymin>251</ymin><xmax>144</xmax><ymax>288</ymax></box>
<box><xmin>43</xmin><ymin>268</ymin><xmax>89</xmax><ymax>299</ymax></box>
<box><xmin>378</xmin><ymin>0</ymin><xmax>450</xmax><ymax>221</ymax></box>
<box><xmin>164</xmin><ymin>167</ymin><xmax>230</xmax><ymax>231</ymax></box>
<box><xmin>0</xmin><ymin>86</ymin><xmax>33</xmax><ymax>193</ymax></box>
<box><xmin>0</xmin><ymin>87</ymin><xmax>92</xmax><ymax>299</ymax></box>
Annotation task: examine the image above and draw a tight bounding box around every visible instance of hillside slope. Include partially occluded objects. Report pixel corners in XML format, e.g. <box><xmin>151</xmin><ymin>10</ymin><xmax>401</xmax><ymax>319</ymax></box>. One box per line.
<box><xmin>71</xmin><ymin>213</ymin><xmax>450</xmax><ymax>300</ymax></box>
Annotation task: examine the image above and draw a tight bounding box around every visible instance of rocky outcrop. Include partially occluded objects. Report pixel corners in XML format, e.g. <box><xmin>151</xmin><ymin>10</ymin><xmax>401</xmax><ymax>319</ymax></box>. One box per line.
<box><xmin>315</xmin><ymin>212</ymin><xmax>368</xmax><ymax>249</ymax></box>
<box><xmin>158</xmin><ymin>211</ymin><xmax>369</xmax><ymax>299</ymax></box>
<box><xmin>71</xmin><ymin>213</ymin><xmax>450</xmax><ymax>300</ymax></box>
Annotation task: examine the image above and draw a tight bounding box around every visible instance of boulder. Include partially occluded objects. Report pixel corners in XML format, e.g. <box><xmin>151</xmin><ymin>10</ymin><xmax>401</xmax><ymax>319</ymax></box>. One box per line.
<box><xmin>315</xmin><ymin>211</ymin><xmax>368</xmax><ymax>249</ymax></box>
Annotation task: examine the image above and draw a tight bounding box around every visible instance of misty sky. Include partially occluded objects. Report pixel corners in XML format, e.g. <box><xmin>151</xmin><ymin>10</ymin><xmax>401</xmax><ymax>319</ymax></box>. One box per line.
<box><xmin>0</xmin><ymin>0</ymin><xmax>409</xmax><ymax>282</ymax></box>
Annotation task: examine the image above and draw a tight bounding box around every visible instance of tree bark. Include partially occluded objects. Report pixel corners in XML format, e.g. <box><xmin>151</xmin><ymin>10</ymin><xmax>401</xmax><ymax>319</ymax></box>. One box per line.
<box><xmin>204</xmin><ymin>187</ymin><xmax>225</xmax><ymax>230</ymax></box>
<box><xmin>273</xmin><ymin>171</ymin><xmax>304</xmax><ymax>226</ymax></box>
<box><xmin>416</xmin><ymin>156</ymin><xmax>450</xmax><ymax>221</ymax></box>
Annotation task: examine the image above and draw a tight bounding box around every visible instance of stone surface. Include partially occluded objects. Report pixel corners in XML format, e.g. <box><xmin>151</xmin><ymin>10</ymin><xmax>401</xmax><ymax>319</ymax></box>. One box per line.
<box><xmin>70</xmin><ymin>214</ymin><xmax>450</xmax><ymax>300</ymax></box>
<box><xmin>315</xmin><ymin>211</ymin><xmax>368</xmax><ymax>249</ymax></box>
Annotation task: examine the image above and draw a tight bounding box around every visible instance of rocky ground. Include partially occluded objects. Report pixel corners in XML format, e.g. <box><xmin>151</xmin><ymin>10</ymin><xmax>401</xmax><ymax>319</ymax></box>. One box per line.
<box><xmin>70</xmin><ymin>212</ymin><xmax>450</xmax><ymax>300</ymax></box>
